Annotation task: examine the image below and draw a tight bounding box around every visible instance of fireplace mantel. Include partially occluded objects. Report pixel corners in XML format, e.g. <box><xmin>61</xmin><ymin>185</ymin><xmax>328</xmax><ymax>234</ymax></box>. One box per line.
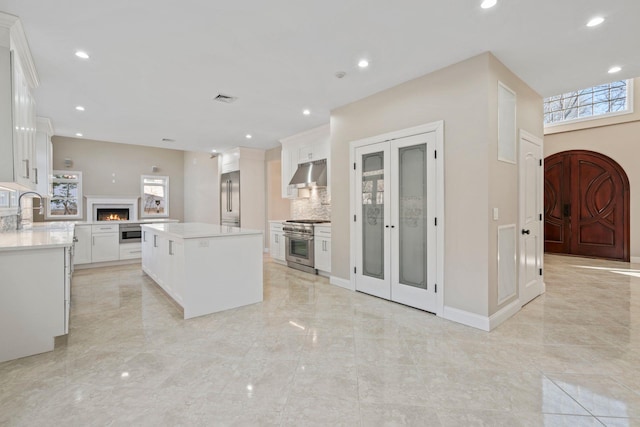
<box><xmin>86</xmin><ymin>196</ymin><xmax>139</xmax><ymax>222</ymax></box>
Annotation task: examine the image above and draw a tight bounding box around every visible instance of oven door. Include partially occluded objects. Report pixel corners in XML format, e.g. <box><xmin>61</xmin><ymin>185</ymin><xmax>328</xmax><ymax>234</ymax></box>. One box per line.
<box><xmin>285</xmin><ymin>233</ymin><xmax>314</xmax><ymax>268</ymax></box>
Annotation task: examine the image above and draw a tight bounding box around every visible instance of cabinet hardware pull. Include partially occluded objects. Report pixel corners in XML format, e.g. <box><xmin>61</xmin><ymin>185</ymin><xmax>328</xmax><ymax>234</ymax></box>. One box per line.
<box><xmin>169</xmin><ymin>240</ymin><xmax>174</xmax><ymax>255</ymax></box>
<box><xmin>153</xmin><ymin>235</ymin><xmax>158</xmax><ymax>247</ymax></box>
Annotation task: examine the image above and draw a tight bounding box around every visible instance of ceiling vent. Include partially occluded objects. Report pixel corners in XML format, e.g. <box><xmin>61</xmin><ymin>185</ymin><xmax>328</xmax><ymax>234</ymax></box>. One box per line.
<box><xmin>213</xmin><ymin>94</ymin><xmax>238</xmax><ymax>103</ymax></box>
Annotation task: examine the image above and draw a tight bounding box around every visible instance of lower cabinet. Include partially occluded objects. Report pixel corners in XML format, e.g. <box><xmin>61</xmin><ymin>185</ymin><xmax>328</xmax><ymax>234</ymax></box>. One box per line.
<box><xmin>73</xmin><ymin>225</ymin><xmax>92</xmax><ymax>265</ymax></box>
<box><xmin>0</xmin><ymin>245</ymin><xmax>71</xmax><ymax>362</ymax></box>
<box><xmin>269</xmin><ymin>222</ymin><xmax>286</xmax><ymax>263</ymax></box>
<box><xmin>314</xmin><ymin>226</ymin><xmax>331</xmax><ymax>273</ymax></box>
<box><xmin>91</xmin><ymin>232</ymin><xmax>119</xmax><ymax>262</ymax></box>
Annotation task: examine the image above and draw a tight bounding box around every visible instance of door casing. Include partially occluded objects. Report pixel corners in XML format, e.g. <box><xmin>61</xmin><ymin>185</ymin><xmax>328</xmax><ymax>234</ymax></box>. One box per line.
<box><xmin>349</xmin><ymin>121</ymin><xmax>444</xmax><ymax>316</ymax></box>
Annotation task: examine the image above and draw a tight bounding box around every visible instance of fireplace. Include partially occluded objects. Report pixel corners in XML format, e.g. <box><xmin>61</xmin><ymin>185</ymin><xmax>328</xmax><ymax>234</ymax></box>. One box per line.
<box><xmin>96</xmin><ymin>208</ymin><xmax>130</xmax><ymax>221</ymax></box>
<box><xmin>86</xmin><ymin>196</ymin><xmax>139</xmax><ymax>222</ymax></box>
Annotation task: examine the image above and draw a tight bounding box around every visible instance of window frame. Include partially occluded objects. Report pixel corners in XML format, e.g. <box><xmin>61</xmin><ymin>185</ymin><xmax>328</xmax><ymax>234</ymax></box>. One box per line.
<box><xmin>140</xmin><ymin>175</ymin><xmax>170</xmax><ymax>218</ymax></box>
<box><xmin>46</xmin><ymin>170</ymin><xmax>83</xmax><ymax>219</ymax></box>
<box><xmin>544</xmin><ymin>79</ymin><xmax>634</xmax><ymax>128</ymax></box>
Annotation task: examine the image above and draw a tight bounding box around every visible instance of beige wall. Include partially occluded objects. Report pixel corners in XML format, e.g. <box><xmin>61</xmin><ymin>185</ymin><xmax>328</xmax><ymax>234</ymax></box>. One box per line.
<box><xmin>183</xmin><ymin>151</ymin><xmax>219</xmax><ymax>224</ymax></box>
<box><xmin>266</xmin><ymin>146</ymin><xmax>290</xmax><ymax>221</ymax></box>
<box><xmin>331</xmin><ymin>53</ymin><xmax>491</xmax><ymax>315</ymax></box>
<box><xmin>331</xmin><ymin>52</ymin><xmax>542</xmax><ymax>317</ymax></box>
<box><xmin>487</xmin><ymin>55</ymin><xmax>544</xmax><ymax>314</ymax></box>
<box><xmin>52</xmin><ymin>136</ymin><xmax>185</xmax><ymax>221</ymax></box>
<box><xmin>545</xmin><ymin>120</ymin><xmax>640</xmax><ymax>260</ymax></box>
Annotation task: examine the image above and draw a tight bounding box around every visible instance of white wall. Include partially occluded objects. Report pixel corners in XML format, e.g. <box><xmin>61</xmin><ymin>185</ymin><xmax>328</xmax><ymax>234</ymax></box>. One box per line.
<box><xmin>183</xmin><ymin>151</ymin><xmax>219</xmax><ymax>224</ymax></box>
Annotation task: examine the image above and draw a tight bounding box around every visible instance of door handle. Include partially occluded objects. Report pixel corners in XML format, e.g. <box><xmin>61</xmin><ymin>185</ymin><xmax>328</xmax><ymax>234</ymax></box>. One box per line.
<box><xmin>521</xmin><ymin>229</ymin><xmax>530</xmax><ymax>235</ymax></box>
<box><xmin>563</xmin><ymin>204</ymin><xmax>571</xmax><ymax>217</ymax></box>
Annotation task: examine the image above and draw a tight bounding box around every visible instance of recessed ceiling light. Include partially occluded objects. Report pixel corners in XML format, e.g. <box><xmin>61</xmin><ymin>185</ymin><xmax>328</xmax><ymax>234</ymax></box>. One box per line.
<box><xmin>358</xmin><ymin>59</ymin><xmax>369</xmax><ymax>68</ymax></box>
<box><xmin>245</xmin><ymin>134</ymin><xmax>252</xmax><ymax>139</ymax></box>
<box><xmin>608</xmin><ymin>66</ymin><xmax>622</xmax><ymax>74</ymax></box>
<box><xmin>587</xmin><ymin>17</ymin><xmax>605</xmax><ymax>27</ymax></box>
<box><xmin>302</xmin><ymin>109</ymin><xmax>311</xmax><ymax>116</ymax></box>
<box><xmin>211</xmin><ymin>149</ymin><xmax>217</xmax><ymax>153</ymax></box>
<box><xmin>481</xmin><ymin>0</ymin><xmax>497</xmax><ymax>9</ymax></box>
<box><xmin>75</xmin><ymin>51</ymin><xmax>89</xmax><ymax>60</ymax></box>
<box><xmin>75</xmin><ymin>106</ymin><xmax>85</xmax><ymax>111</ymax></box>
<box><xmin>75</xmin><ymin>133</ymin><xmax>83</xmax><ymax>137</ymax></box>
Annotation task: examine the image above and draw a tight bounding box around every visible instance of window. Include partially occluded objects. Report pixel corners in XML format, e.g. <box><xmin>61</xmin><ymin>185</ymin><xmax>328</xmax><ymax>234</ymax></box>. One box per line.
<box><xmin>0</xmin><ymin>187</ymin><xmax>16</xmax><ymax>209</ymax></box>
<box><xmin>544</xmin><ymin>80</ymin><xmax>632</xmax><ymax>126</ymax></box>
<box><xmin>141</xmin><ymin>175</ymin><xmax>169</xmax><ymax>217</ymax></box>
<box><xmin>47</xmin><ymin>171</ymin><xmax>83</xmax><ymax>219</ymax></box>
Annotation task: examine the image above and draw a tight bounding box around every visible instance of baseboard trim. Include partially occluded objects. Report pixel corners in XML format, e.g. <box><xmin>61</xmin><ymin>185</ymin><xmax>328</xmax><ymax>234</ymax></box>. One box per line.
<box><xmin>489</xmin><ymin>298</ymin><xmax>521</xmax><ymax>330</ymax></box>
<box><xmin>442</xmin><ymin>306</ymin><xmax>490</xmax><ymax>331</ymax></box>
<box><xmin>330</xmin><ymin>276</ymin><xmax>354</xmax><ymax>291</ymax></box>
<box><xmin>631</xmin><ymin>256</ymin><xmax>640</xmax><ymax>264</ymax></box>
<box><xmin>74</xmin><ymin>259</ymin><xmax>140</xmax><ymax>270</ymax></box>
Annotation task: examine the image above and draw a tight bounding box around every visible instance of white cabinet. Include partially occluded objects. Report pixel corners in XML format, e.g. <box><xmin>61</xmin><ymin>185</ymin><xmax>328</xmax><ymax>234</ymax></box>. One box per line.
<box><xmin>269</xmin><ymin>221</ymin><xmax>286</xmax><ymax>263</ymax></box>
<box><xmin>220</xmin><ymin>148</ymin><xmax>240</xmax><ymax>173</ymax></box>
<box><xmin>314</xmin><ymin>225</ymin><xmax>331</xmax><ymax>273</ymax></box>
<box><xmin>141</xmin><ymin>224</ymin><xmax>263</xmax><ymax>319</ymax></box>
<box><xmin>73</xmin><ymin>225</ymin><xmax>92</xmax><ymax>265</ymax></box>
<box><xmin>0</xmin><ymin>15</ymin><xmax>39</xmax><ymax>191</ymax></box>
<box><xmin>34</xmin><ymin>117</ymin><xmax>54</xmax><ymax>196</ymax></box>
<box><xmin>1</xmin><ymin>245</ymin><xmax>70</xmax><ymax>362</ymax></box>
<box><xmin>280</xmin><ymin>124</ymin><xmax>330</xmax><ymax>199</ymax></box>
<box><xmin>91</xmin><ymin>224</ymin><xmax>119</xmax><ymax>262</ymax></box>
<box><xmin>120</xmin><ymin>243</ymin><xmax>142</xmax><ymax>260</ymax></box>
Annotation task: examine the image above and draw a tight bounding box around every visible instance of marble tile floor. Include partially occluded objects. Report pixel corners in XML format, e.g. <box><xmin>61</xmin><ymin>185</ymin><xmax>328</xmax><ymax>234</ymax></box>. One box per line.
<box><xmin>1</xmin><ymin>254</ymin><xmax>640</xmax><ymax>426</ymax></box>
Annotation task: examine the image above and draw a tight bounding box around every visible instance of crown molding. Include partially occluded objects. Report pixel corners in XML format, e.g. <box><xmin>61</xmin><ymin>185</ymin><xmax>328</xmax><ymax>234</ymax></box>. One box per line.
<box><xmin>37</xmin><ymin>117</ymin><xmax>54</xmax><ymax>134</ymax></box>
<box><xmin>0</xmin><ymin>12</ymin><xmax>39</xmax><ymax>89</ymax></box>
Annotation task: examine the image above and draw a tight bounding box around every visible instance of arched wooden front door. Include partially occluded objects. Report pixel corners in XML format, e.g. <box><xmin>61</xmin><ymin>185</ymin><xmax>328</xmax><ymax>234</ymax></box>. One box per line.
<box><xmin>544</xmin><ymin>150</ymin><xmax>629</xmax><ymax>261</ymax></box>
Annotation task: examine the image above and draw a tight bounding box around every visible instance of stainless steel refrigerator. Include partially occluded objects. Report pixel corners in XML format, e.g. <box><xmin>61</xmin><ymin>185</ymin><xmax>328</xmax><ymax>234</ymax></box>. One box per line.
<box><xmin>220</xmin><ymin>171</ymin><xmax>240</xmax><ymax>227</ymax></box>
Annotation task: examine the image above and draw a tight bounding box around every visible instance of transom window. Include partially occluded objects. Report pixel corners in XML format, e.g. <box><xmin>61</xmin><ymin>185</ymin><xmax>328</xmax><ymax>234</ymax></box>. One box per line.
<box><xmin>544</xmin><ymin>80</ymin><xmax>632</xmax><ymax>126</ymax></box>
<box><xmin>47</xmin><ymin>171</ymin><xmax>83</xmax><ymax>219</ymax></box>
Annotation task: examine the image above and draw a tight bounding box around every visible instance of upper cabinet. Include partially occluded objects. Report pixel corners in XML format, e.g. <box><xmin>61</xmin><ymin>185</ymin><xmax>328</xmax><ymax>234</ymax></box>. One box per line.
<box><xmin>0</xmin><ymin>13</ymin><xmax>40</xmax><ymax>192</ymax></box>
<box><xmin>280</xmin><ymin>124</ymin><xmax>330</xmax><ymax>199</ymax></box>
<box><xmin>220</xmin><ymin>148</ymin><xmax>241</xmax><ymax>174</ymax></box>
<box><xmin>35</xmin><ymin>117</ymin><xmax>54</xmax><ymax>196</ymax></box>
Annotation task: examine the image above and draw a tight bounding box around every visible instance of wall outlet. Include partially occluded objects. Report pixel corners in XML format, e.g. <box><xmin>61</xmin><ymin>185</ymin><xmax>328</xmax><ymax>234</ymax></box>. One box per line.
<box><xmin>493</xmin><ymin>208</ymin><xmax>499</xmax><ymax>221</ymax></box>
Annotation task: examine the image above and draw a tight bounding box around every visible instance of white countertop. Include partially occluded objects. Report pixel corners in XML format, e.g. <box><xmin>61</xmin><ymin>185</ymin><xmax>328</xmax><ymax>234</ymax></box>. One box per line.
<box><xmin>141</xmin><ymin>222</ymin><xmax>263</xmax><ymax>239</ymax></box>
<box><xmin>0</xmin><ymin>222</ymin><xmax>75</xmax><ymax>252</ymax></box>
<box><xmin>74</xmin><ymin>219</ymin><xmax>180</xmax><ymax>225</ymax></box>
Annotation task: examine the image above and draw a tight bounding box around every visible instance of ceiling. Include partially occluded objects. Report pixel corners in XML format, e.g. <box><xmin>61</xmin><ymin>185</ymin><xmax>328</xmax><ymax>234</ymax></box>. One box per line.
<box><xmin>0</xmin><ymin>0</ymin><xmax>638</xmax><ymax>153</ymax></box>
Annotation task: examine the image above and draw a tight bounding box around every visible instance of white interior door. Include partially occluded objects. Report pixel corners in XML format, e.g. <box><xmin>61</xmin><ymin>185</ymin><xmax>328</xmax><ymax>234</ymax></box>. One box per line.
<box><xmin>390</xmin><ymin>134</ymin><xmax>437</xmax><ymax>312</ymax></box>
<box><xmin>519</xmin><ymin>131</ymin><xmax>544</xmax><ymax>305</ymax></box>
<box><xmin>354</xmin><ymin>142</ymin><xmax>391</xmax><ymax>299</ymax></box>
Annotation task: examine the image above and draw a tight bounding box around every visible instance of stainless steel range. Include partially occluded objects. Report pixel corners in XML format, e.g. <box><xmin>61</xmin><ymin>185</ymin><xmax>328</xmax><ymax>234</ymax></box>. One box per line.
<box><xmin>282</xmin><ymin>219</ymin><xmax>330</xmax><ymax>274</ymax></box>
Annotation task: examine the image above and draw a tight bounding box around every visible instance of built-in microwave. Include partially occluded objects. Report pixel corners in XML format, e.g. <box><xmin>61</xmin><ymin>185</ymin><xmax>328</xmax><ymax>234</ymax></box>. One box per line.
<box><xmin>119</xmin><ymin>223</ymin><xmax>142</xmax><ymax>243</ymax></box>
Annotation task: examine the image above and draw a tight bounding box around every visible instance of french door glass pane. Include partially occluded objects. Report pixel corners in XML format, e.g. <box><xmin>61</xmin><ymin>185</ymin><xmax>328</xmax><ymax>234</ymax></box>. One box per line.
<box><xmin>399</xmin><ymin>144</ymin><xmax>427</xmax><ymax>289</ymax></box>
<box><xmin>362</xmin><ymin>151</ymin><xmax>384</xmax><ymax>279</ymax></box>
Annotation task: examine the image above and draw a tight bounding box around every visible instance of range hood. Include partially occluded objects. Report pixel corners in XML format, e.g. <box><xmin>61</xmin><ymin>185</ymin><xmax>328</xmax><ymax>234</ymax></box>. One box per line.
<box><xmin>289</xmin><ymin>159</ymin><xmax>327</xmax><ymax>188</ymax></box>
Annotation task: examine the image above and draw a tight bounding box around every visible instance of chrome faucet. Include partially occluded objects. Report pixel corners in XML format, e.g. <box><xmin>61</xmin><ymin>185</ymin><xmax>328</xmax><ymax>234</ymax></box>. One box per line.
<box><xmin>17</xmin><ymin>191</ymin><xmax>44</xmax><ymax>230</ymax></box>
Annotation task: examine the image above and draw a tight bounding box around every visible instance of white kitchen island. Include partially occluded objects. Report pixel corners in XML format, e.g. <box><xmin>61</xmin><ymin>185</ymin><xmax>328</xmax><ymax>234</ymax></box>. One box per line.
<box><xmin>141</xmin><ymin>223</ymin><xmax>263</xmax><ymax>319</ymax></box>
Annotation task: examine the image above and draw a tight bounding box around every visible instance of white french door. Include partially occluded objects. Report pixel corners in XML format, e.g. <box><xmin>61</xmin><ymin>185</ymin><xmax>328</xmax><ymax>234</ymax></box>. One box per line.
<box><xmin>354</xmin><ymin>132</ymin><xmax>437</xmax><ymax>313</ymax></box>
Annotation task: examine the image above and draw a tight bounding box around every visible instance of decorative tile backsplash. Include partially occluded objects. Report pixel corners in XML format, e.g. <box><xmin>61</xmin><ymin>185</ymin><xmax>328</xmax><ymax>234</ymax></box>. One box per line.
<box><xmin>291</xmin><ymin>187</ymin><xmax>331</xmax><ymax>220</ymax></box>
<box><xmin>0</xmin><ymin>214</ymin><xmax>17</xmax><ymax>232</ymax></box>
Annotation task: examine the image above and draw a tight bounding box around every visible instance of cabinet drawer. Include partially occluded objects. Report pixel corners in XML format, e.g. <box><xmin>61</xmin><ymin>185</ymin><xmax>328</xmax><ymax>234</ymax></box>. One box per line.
<box><xmin>314</xmin><ymin>227</ymin><xmax>331</xmax><ymax>238</ymax></box>
<box><xmin>269</xmin><ymin>223</ymin><xmax>284</xmax><ymax>232</ymax></box>
<box><xmin>120</xmin><ymin>243</ymin><xmax>142</xmax><ymax>260</ymax></box>
<box><xmin>92</xmin><ymin>224</ymin><xmax>119</xmax><ymax>233</ymax></box>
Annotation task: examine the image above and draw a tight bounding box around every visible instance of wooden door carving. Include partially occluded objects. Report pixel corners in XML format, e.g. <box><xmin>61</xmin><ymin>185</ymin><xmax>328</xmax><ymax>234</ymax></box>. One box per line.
<box><xmin>544</xmin><ymin>150</ymin><xmax>629</xmax><ymax>261</ymax></box>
